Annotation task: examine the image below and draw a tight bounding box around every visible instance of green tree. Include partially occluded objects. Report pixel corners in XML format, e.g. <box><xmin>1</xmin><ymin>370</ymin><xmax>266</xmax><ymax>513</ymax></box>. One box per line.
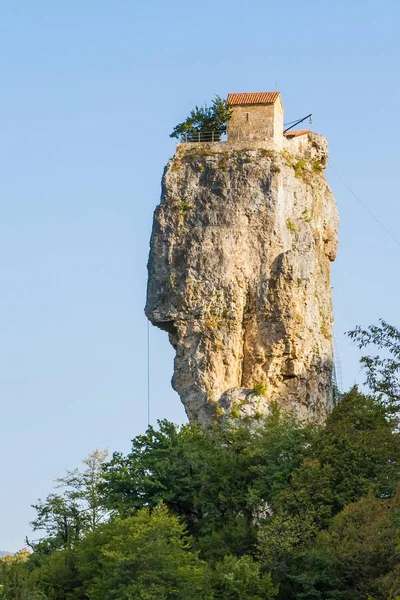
<box><xmin>76</xmin><ymin>504</ymin><xmax>210</xmax><ymax>600</ymax></box>
<box><xmin>211</xmin><ymin>555</ymin><xmax>278</xmax><ymax>600</ymax></box>
<box><xmin>245</xmin><ymin>407</ymin><xmax>317</xmax><ymax>510</ymax></box>
<box><xmin>278</xmin><ymin>387</ymin><xmax>400</xmax><ymax>528</ymax></box>
<box><xmin>0</xmin><ymin>550</ymin><xmax>32</xmax><ymax>600</ymax></box>
<box><xmin>56</xmin><ymin>449</ymin><xmax>109</xmax><ymax>531</ymax></box>
<box><xmin>288</xmin><ymin>492</ymin><xmax>400</xmax><ymax>600</ymax></box>
<box><xmin>102</xmin><ymin>420</ymin><xmax>209</xmax><ymax>518</ymax></box>
<box><xmin>102</xmin><ymin>419</ymin><xmax>256</xmax><ymax>559</ymax></box>
<box><xmin>255</xmin><ymin>388</ymin><xmax>400</xmax><ymax>600</ymax></box>
<box><xmin>257</xmin><ymin>510</ymin><xmax>319</xmax><ymax>574</ymax></box>
<box><xmin>29</xmin><ymin>449</ymin><xmax>109</xmax><ymax>553</ymax></box>
<box><xmin>348</xmin><ymin>319</ymin><xmax>400</xmax><ymax>413</ymax></box>
<box><xmin>29</xmin><ymin>548</ymin><xmax>85</xmax><ymax>600</ymax></box>
<box><xmin>170</xmin><ymin>95</ymin><xmax>232</xmax><ymax>141</ymax></box>
<box><xmin>102</xmin><ymin>413</ymin><xmax>314</xmax><ymax>561</ymax></box>
<box><xmin>29</xmin><ymin>494</ymin><xmax>89</xmax><ymax>552</ymax></box>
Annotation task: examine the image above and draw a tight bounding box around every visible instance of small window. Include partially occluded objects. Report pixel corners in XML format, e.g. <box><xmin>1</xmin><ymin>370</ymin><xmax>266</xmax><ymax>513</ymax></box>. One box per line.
<box><xmin>246</xmin><ymin>112</ymin><xmax>249</xmax><ymax>122</ymax></box>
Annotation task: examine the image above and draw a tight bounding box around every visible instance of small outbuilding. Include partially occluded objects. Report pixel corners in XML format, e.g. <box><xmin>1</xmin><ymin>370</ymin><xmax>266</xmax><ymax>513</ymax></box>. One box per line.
<box><xmin>226</xmin><ymin>92</ymin><xmax>284</xmax><ymax>144</ymax></box>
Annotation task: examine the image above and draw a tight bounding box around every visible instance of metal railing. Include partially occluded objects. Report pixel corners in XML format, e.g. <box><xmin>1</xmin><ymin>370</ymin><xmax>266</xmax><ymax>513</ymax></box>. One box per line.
<box><xmin>180</xmin><ymin>131</ymin><xmax>227</xmax><ymax>143</ymax></box>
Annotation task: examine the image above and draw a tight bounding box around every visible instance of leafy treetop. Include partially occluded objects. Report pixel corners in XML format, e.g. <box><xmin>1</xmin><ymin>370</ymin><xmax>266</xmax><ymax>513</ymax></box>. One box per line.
<box><xmin>170</xmin><ymin>95</ymin><xmax>232</xmax><ymax>141</ymax></box>
<box><xmin>348</xmin><ymin>318</ymin><xmax>400</xmax><ymax>414</ymax></box>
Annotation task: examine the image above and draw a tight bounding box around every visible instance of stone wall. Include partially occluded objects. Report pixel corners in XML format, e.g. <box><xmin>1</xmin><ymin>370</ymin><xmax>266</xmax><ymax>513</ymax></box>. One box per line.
<box><xmin>227</xmin><ymin>103</ymin><xmax>284</xmax><ymax>144</ymax></box>
<box><xmin>273</xmin><ymin>99</ymin><xmax>284</xmax><ymax>146</ymax></box>
<box><xmin>179</xmin><ymin>132</ymin><xmax>309</xmax><ymax>155</ymax></box>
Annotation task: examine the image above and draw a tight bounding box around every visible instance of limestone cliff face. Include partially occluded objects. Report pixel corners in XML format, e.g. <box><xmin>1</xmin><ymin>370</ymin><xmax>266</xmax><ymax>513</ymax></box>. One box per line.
<box><xmin>145</xmin><ymin>134</ymin><xmax>339</xmax><ymax>424</ymax></box>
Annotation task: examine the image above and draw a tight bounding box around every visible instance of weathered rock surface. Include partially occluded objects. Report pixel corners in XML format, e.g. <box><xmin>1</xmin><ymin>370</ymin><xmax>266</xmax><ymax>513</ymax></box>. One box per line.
<box><xmin>145</xmin><ymin>134</ymin><xmax>339</xmax><ymax>424</ymax></box>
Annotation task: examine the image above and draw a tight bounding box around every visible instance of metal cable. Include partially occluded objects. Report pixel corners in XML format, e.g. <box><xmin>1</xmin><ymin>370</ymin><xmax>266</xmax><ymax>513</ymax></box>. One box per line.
<box><xmin>147</xmin><ymin>319</ymin><xmax>150</xmax><ymax>427</ymax></box>
<box><xmin>328</xmin><ymin>164</ymin><xmax>400</xmax><ymax>249</ymax></box>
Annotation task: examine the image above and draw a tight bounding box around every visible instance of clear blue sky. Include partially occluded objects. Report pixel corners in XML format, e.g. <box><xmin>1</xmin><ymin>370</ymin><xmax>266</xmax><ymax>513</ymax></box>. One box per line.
<box><xmin>1</xmin><ymin>0</ymin><xmax>399</xmax><ymax>551</ymax></box>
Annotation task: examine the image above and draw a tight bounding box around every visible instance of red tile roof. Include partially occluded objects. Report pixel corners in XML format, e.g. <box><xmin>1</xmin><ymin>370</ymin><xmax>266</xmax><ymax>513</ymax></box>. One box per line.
<box><xmin>227</xmin><ymin>92</ymin><xmax>280</xmax><ymax>105</ymax></box>
<box><xmin>283</xmin><ymin>129</ymin><xmax>310</xmax><ymax>138</ymax></box>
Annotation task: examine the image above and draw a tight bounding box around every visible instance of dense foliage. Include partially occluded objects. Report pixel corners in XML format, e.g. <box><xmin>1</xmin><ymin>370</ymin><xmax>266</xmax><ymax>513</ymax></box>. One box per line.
<box><xmin>170</xmin><ymin>95</ymin><xmax>232</xmax><ymax>141</ymax></box>
<box><xmin>1</xmin><ymin>321</ymin><xmax>400</xmax><ymax>600</ymax></box>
